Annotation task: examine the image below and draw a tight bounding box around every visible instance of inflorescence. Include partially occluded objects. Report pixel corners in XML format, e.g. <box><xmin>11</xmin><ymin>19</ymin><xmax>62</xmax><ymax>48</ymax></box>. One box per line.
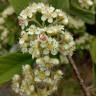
<box><xmin>0</xmin><ymin>6</ymin><xmax>15</xmax><ymax>49</ymax></box>
<box><xmin>12</xmin><ymin>2</ymin><xmax>76</xmax><ymax>96</ymax></box>
<box><xmin>78</xmin><ymin>0</ymin><xmax>93</xmax><ymax>9</ymax></box>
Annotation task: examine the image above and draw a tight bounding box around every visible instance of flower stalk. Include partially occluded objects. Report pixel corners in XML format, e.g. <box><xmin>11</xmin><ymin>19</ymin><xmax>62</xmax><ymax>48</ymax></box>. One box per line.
<box><xmin>67</xmin><ymin>55</ymin><xmax>91</xmax><ymax>96</ymax></box>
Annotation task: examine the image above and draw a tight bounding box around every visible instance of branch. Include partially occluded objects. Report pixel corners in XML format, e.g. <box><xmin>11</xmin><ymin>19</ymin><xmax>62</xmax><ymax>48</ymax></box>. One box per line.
<box><xmin>67</xmin><ymin>55</ymin><xmax>91</xmax><ymax>96</ymax></box>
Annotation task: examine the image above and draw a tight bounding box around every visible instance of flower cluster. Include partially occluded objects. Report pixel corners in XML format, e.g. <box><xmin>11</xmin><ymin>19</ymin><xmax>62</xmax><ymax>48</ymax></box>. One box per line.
<box><xmin>12</xmin><ymin>64</ymin><xmax>63</xmax><ymax>96</ymax></box>
<box><xmin>2</xmin><ymin>6</ymin><xmax>14</xmax><ymax>18</ymax></box>
<box><xmin>68</xmin><ymin>16</ymin><xmax>84</xmax><ymax>29</ymax></box>
<box><xmin>78</xmin><ymin>0</ymin><xmax>93</xmax><ymax>9</ymax></box>
<box><xmin>18</xmin><ymin>3</ymin><xmax>68</xmax><ymax>29</ymax></box>
<box><xmin>76</xmin><ymin>33</ymin><xmax>94</xmax><ymax>49</ymax></box>
<box><xmin>0</xmin><ymin>6</ymin><xmax>15</xmax><ymax>49</ymax></box>
<box><xmin>19</xmin><ymin>3</ymin><xmax>75</xmax><ymax>58</ymax></box>
<box><xmin>12</xmin><ymin>2</ymin><xmax>76</xmax><ymax>96</ymax></box>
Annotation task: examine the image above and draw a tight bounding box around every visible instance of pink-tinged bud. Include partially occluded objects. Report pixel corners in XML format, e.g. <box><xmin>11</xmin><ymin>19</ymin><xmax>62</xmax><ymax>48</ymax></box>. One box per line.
<box><xmin>18</xmin><ymin>18</ymin><xmax>25</xmax><ymax>26</ymax></box>
<box><xmin>38</xmin><ymin>34</ymin><xmax>48</xmax><ymax>41</ymax></box>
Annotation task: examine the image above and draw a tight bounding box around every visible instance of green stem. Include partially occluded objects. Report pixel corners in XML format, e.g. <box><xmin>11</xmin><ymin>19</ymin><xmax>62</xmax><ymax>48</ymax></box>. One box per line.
<box><xmin>32</xmin><ymin>19</ymin><xmax>43</xmax><ymax>27</ymax></box>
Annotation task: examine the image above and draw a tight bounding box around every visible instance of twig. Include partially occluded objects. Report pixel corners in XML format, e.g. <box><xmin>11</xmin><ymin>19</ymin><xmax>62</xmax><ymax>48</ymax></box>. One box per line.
<box><xmin>67</xmin><ymin>55</ymin><xmax>91</xmax><ymax>96</ymax></box>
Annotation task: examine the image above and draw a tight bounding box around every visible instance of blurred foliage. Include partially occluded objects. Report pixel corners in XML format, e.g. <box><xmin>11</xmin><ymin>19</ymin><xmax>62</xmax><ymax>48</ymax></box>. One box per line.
<box><xmin>49</xmin><ymin>0</ymin><xmax>95</xmax><ymax>24</ymax></box>
<box><xmin>8</xmin><ymin>0</ymin><xmax>30</xmax><ymax>14</ymax></box>
<box><xmin>90</xmin><ymin>39</ymin><xmax>96</xmax><ymax>85</ymax></box>
<box><xmin>90</xmin><ymin>39</ymin><xmax>96</xmax><ymax>63</ymax></box>
<box><xmin>0</xmin><ymin>1</ymin><xmax>20</xmax><ymax>53</ymax></box>
<box><xmin>0</xmin><ymin>1</ymin><xmax>8</xmax><ymax>12</ymax></box>
<box><xmin>70</xmin><ymin>0</ymin><xmax>95</xmax><ymax>24</ymax></box>
<box><xmin>0</xmin><ymin>52</ymin><xmax>33</xmax><ymax>85</ymax></box>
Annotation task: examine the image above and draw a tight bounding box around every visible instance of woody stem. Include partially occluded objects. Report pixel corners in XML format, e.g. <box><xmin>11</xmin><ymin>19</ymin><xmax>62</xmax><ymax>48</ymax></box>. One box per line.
<box><xmin>67</xmin><ymin>55</ymin><xmax>91</xmax><ymax>96</ymax></box>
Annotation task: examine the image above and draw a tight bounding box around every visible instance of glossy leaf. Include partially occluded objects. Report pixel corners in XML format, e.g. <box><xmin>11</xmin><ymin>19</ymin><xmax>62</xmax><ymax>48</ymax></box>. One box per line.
<box><xmin>0</xmin><ymin>52</ymin><xmax>33</xmax><ymax>85</ymax></box>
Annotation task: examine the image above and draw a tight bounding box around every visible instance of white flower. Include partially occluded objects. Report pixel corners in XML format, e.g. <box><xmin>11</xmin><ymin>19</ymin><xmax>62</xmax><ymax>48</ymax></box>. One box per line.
<box><xmin>37</xmin><ymin>3</ymin><xmax>45</xmax><ymax>9</ymax></box>
<box><xmin>62</xmin><ymin>17</ymin><xmax>68</xmax><ymax>25</ymax></box>
<box><xmin>18</xmin><ymin>16</ymin><xmax>28</xmax><ymax>29</ymax></box>
<box><xmin>12</xmin><ymin>83</ymin><xmax>20</xmax><ymax>93</ymax></box>
<box><xmin>48</xmin><ymin>17</ymin><xmax>53</xmax><ymax>23</ymax></box>
<box><xmin>20</xmin><ymin>11</ymin><xmax>27</xmax><ymax>19</ymax></box>
<box><xmin>27</xmin><ymin>25</ymin><xmax>36</xmax><ymax>35</ymax></box>
<box><xmin>45</xmin><ymin>70</ymin><xmax>50</xmax><ymax>76</ymax></box>
<box><xmin>87</xmin><ymin>0</ymin><xmax>93</xmax><ymax>6</ymax></box>
<box><xmin>36</xmin><ymin>56</ymin><xmax>60</xmax><ymax>69</ymax></box>
<box><xmin>40</xmin><ymin>41</ymin><xmax>47</xmax><ymax>48</ymax></box>
<box><xmin>29</xmin><ymin>47</ymin><xmax>40</xmax><ymax>58</ymax></box>
<box><xmin>34</xmin><ymin>77</ymin><xmax>41</xmax><ymax>82</ymax></box>
<box><xmin>0</xmin><ymin>17</ymin><xmax>5</xmax><ymax>25</ymax></box>
<box><xmin>59</xmin><ymin>32</ymin><xmax>75</xmax><ymax>56</ymax></box>
<box><xmin>55</xmin><ymin>9</ymin><xmax>64</xmax><ymax>17</ymax></box>
<box><xmin>2</xmin><ymin>6</ymin><xmax>14</xmax><ymax>18</ymax></box>
<box><xmin>54</xmin><ymin>70</ymin><xmax>63</xmax><ymax>80</ymax></box>
<box><xmin>19</xmin><ymin>38</ymin><xmax>25</xmax><ymax>44</ymax></box>
<box><xmin>1</xmin><ymin>28</ymin><xmax>9</xmax><ymax>40</ymax></box>
<box><xmin>43</xmin><ymin>48</ymin><xmax>50</xmax><ymax>55</ymax></box>
<box><xmin>46</xmin><ymin>25</ymin><xmax>64</xmax><ymax>35</ymax></box>
<box><xmin>30</xmin><ymin>85</ymin><xmax>35</xmax><ymax>92</ymax></box>
<box><xmin>12</xmin><ymin>74</ymin><xmax>20</xmax><ymax>81</ymax></box>
<box><xmin>64</xmin><ymin>32</ymin><xmax>73</xmax><ymax>41</ymax></box>
<box><xmin>44</xmin><ymin>78</ymin><xmax>53</xmax><ymax>84</ymax></box>
<box><xmin>36</xmin><ymin>58</ymin><xmax>44</xmax><ymax>65</ymax></box>
<box><xmin>68</xmin><ymin>16</ymin><xmax>84</xmax><ymax>29</ymax></box>
<box><xmin>21</xmin><ymin>47</ymin><xmax>28</xmax><ymax>53</ymax></box>
<box><xmin>22</xmin><ymin>64</ymin><xmax>31</xmax><ymax>72</ymax></box>
<box><xmin>78</xmin><ymin>0</ymin><xmax>93</xmax><ymax>9</ymax></box>
<box><xmin>19</xmin><ymin>3</ymin><xmax>68</xmax><ymax>29</ymax></box>
<box><xmin>50</xmin><ymin>58</ymin><xmax>59</xmax><ymax>65</ymax></box>
<box><xmin>41</xmin><ymin>15</ymin><xmax>47</xmax><ymax>21</ymax></box>
<box><xmin>0</xmin><ymin>26</ymin><xmax>4</xmax><ymax>30</ymax></box>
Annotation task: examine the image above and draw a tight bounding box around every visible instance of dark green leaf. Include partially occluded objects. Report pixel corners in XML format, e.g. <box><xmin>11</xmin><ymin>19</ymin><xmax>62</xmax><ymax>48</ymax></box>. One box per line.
<box><xmin>0</xmin><ymin>52</ymin><xmax>33</xmax><ymax>85</ymax></box>
<box><xmin>5</xmin><ymin>17</ymin><xmax>15</xmax><ymax>46</ymax></box>
<box><xmin>49</xmin><ymin>0</ymin><xmax>70</xmax><ymax>12</ymax></box>
<box><xmin>0</xmin><ymin>2</ymin><xmax>8</xmax><ymax>12</ymax></box>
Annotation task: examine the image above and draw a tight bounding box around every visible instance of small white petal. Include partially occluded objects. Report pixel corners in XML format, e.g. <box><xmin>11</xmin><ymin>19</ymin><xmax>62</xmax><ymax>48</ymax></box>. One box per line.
<box><xmin>48</xmin><ymin>18</ymin><xmax>53</xmax><ymax>23</ymax></box>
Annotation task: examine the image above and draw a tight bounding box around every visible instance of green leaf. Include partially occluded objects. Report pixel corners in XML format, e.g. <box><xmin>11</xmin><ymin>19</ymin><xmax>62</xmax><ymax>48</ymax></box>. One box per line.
<box><xmin>32</xmin><ymin>0</ymin><xmax>47</xmax><ymax>3</ymax></box>
<box><xmin>8</xmin><ymin>0</ymin><xmax>30</xmax><ymax>14</ymax></box>
<box><xmin>0</xmin><ymin>52</ymin><xmax>33</xmax><ymax>85</ymax></box>
<box><xmin>95</xmin><ymin>0</ymin><xmax>96</xmax><ymax>10</ymax></box>
<box><xmin>49</xmin><ymin>0</ymin><xmax>70</xmax><ymax>12</ymax></box>
<box><xmin>70</xmin><ymin>0</ymin><xmax>95</xmax><ymax>24</ymax></box>
<box><xmin>90</xmin><ymin>38</ymin><xmax>96</xmax><ymax>63</ymax></box>
<box><xmin>90</xmin><ymin>39</ymin><xmax>96</xmax><ymax>85</ymax></box>
<box><xmin>93</xmin><ymin>63</ymin><xmax>96</xmax><ymax>85</ymax></box>
<box><xmin>95</xmin><ymin>0</ymin><xmax>96</xmax><ymax>5</ymax></box>
<box><xmin>5</xmin><ymin>16</ymin><xmax>17</xmax><ymax>46</ymax></box>
<box><xmin>90</xmin><ymin>38</ymin><xmax>96</xmax><ymax>85</ymax></box>
<box><xmin>0</xmin><ymin>2</ymin><xmax>8</xmax><ymax>12</ymax></box>
<box><xmin>92</xmin><ymin>39</ymin><xmax>96</xmax><ymax>84</ymax></box>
